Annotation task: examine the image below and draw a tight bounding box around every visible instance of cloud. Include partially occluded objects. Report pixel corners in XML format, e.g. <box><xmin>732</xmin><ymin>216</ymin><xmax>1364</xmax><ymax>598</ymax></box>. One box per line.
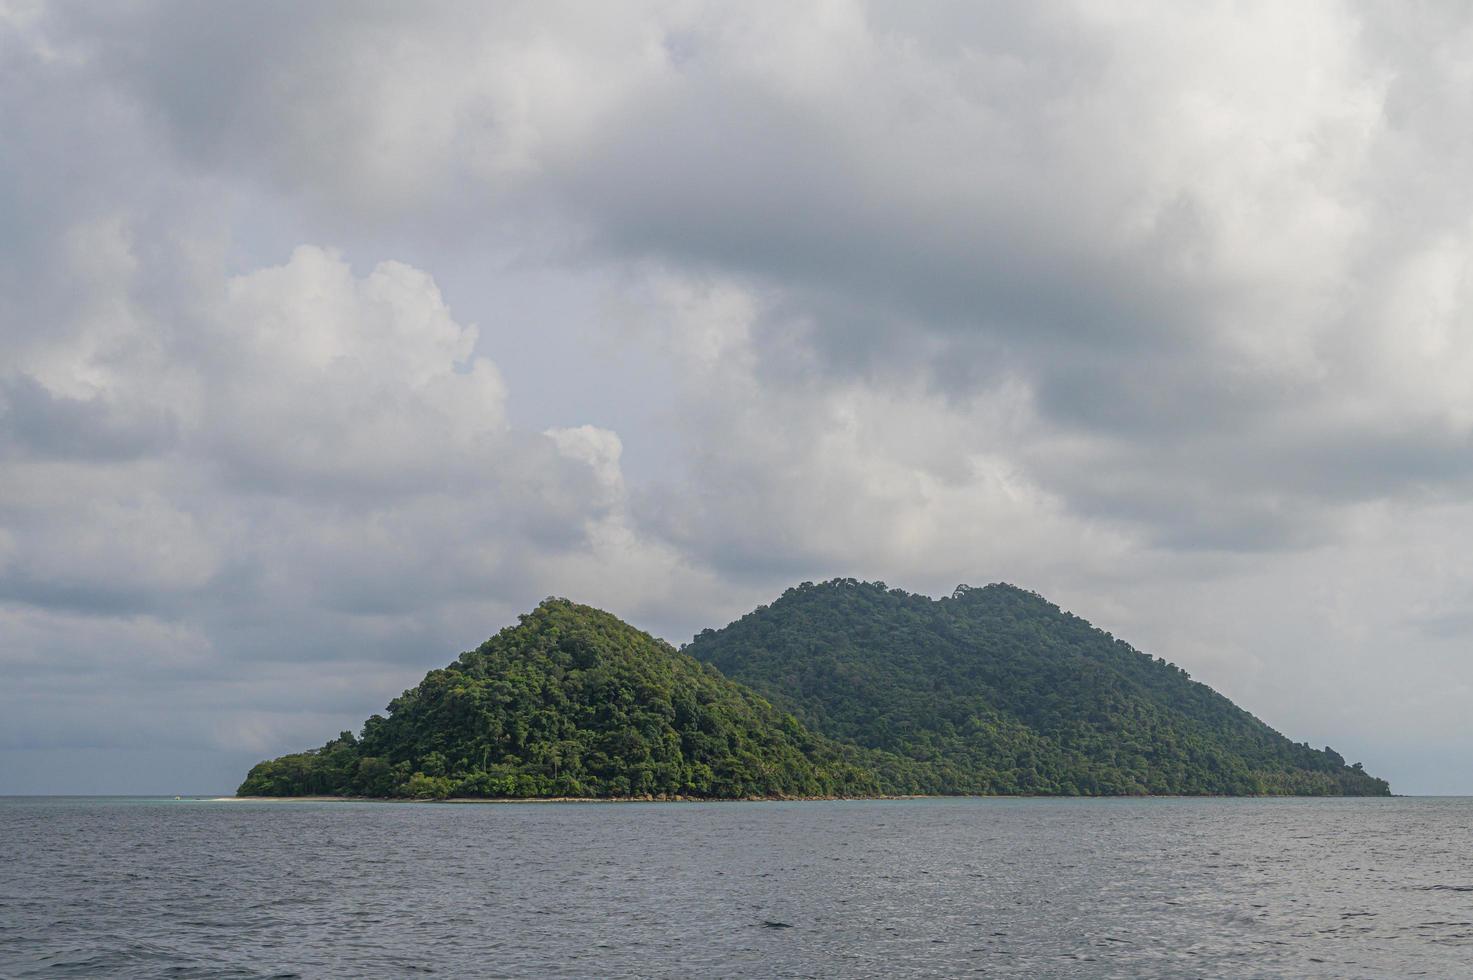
<box><xmin>61</xmin><ymin>0</ymin><xmax>1473</xmax><ymax>547</ymax></box>
<box><xmin>6</xmin><ymin>2</ymin><xmax>1473</xmax><ymax>792</ymax></box>
<box><xmin>0</xmin><ymin>80</ymin><xmax>685</xmax><ymax>782</ymax></box>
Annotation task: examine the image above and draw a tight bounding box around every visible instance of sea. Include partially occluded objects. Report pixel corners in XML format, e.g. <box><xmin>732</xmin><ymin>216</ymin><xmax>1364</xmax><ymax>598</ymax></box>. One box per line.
<box><xmin>1</xmin><ymin>795</ymin><xmax>1470</xmax><ymax>978</ymax></box>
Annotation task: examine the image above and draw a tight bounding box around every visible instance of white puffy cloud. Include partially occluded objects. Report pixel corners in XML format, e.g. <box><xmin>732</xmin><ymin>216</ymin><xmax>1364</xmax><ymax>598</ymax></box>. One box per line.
<box><xmin>0</xmin><ymin>141</ymin><xmax>674</xmax><ymax>788</ymax></box>
<box><xmin>201</xmin><ymin>246</ymin><xmax>508</xmax><ymax>491</ymax></box>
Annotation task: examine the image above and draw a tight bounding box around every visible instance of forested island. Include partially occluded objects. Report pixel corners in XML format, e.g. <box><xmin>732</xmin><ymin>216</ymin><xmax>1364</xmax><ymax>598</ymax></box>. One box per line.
<box><xmin>238</xmin><ymin>580</ymin><xmax>1390</xmax><ymax>799</ymax></box>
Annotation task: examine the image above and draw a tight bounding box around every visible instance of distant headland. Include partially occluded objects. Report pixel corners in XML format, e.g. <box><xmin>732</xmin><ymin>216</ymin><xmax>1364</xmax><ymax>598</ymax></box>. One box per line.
<box><xmin>239</xmin><ymin>580</ymin><xmax>1390</xmax><ymax>800</ymax></box>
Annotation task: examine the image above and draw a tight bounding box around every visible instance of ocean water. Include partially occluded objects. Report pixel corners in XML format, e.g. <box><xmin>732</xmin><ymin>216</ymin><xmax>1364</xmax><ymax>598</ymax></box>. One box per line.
<box><xmin>1</xmin><ymin>796</ymin><xmax>1470</xmax><ymax>978</ymax></box>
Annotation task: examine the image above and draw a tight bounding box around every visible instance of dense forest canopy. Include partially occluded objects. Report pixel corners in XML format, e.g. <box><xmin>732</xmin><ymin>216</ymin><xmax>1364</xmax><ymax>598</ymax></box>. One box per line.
<box><xmin>240</xmin><ymin>581</ymin><xmax>1389</xmax><ymax>799</ymax></box>
<box><xmin>238</xmin><ymin>599</ymin><xmax>882</xmax><ymax>800</ymax></box>
<box><xmin>686</xmin><ymin>579</ymin><xmax>1389</xmax><ymax>797</ymax></box>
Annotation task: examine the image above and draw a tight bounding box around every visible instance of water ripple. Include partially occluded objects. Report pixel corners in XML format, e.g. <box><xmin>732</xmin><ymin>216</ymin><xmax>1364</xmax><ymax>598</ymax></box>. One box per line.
<box><xmin>2</xmin><ymin>796</ymin><xmax>1472</xmax><ymax>977</ymax></box>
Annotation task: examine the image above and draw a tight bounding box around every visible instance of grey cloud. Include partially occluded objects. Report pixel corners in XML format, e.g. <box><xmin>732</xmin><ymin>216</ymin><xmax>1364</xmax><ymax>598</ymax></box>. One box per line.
<box><xmin>7</xmin><ymin>2</ymin><xmax>1473</xmax><ymax>794</ymax></box>
<box><xmin>527</xmin><ymin>5</ymin><xmax>1473</xmax><ymax>558</ymax></box>
<box><xmin>0</xmin><ymin>374</ymin><xmax>179</xmax><ymax>461</ymax></box>
<box><xmin>0</xmin><ymin>12</ymin><xmax>680</xmax><ymax>793</ymax></box>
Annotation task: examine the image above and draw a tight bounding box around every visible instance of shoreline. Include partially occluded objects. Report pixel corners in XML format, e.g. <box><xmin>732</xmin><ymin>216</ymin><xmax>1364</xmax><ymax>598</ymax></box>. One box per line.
<box><xmin>217</xmin><ymin>794</ymin><xmax>929</xmax><ymax>804</ymax></box>
<box><xmin>213</xmin><ymin>791</ymin><xmax>1397</xmax><ymax>804</ymax></box>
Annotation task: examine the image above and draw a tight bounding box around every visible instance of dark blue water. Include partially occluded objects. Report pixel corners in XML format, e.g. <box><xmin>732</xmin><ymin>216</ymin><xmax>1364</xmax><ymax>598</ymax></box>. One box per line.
<box><xmin>2</xmin><ymin>796</ymin><xmax>1470</xmax><ymax>978</ymax></box>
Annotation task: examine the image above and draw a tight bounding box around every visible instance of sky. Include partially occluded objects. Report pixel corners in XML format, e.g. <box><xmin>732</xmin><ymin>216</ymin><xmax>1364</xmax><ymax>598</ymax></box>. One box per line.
<box><xmin>3</xmin><ymin>1</ymin><xmax>1472</xmax><ymax>795</ymax></box>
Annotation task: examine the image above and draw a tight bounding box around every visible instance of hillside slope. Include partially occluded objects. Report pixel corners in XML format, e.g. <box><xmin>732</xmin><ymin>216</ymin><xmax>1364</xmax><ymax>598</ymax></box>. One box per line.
<box><xmin>239</xmin><ymin>598</ymin><xmax>883</xmax><ymax>799</ymax></box>
<box><xmin>685</xmin><ymin>579</ymin><xmax>1390</xmax><ymax>796</ymax></box>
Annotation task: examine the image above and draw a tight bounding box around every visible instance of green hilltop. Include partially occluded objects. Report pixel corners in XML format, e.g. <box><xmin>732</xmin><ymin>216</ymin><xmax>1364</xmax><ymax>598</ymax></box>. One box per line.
<box><xmin>239</xmin><ymin>580</ymin><xmax>1389</xmax><ymax>799</ymax></box>
<box><xmin>239</xmin><ymin>598</ymin><xmax>883</xmax><ymax>800</ymax></box>
<box><xmin>685</xmin><ymin>579</ymin><xmax>1389</xmax><ymax>797</ymax></box>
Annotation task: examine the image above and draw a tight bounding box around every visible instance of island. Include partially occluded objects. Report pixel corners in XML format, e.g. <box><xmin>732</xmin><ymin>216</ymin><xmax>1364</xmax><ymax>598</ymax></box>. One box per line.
<box><xmin>239</xmin><ymin>579</ymin><xmax>1390</xmax><ymax>799</ymax></box>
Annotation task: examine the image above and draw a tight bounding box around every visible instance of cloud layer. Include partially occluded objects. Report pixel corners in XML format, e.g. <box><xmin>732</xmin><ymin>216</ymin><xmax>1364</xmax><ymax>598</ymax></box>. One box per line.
<box><xmin>5</xmin><ymin>2</ymin><xmax>1473</xmax><ymax>792</ymax></box>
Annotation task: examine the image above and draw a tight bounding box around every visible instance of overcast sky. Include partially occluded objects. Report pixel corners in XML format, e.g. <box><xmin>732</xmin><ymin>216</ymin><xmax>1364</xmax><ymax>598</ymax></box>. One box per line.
<box><xmin>4</xmin><ymin>1</ymin><xmax>1473</xmax><ymax>794</ymax></box>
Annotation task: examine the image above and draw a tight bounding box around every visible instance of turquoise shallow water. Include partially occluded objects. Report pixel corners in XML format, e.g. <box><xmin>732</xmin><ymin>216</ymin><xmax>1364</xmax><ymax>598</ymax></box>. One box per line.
<box><xmin>1</xmin><ymin>795</ymin><xmax>1470</xmax><ymax>978</ymax></box>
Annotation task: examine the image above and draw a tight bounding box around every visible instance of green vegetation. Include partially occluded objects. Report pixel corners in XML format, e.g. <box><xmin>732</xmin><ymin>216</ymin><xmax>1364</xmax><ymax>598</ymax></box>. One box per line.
<box><xmin>686</xmin><ymin>579</ymin><xmax>1390</xmax><ymax>796</ymax></box>
<box><xmin>238</xmin><ymin>598</ymin><xmax>882</xmax><ymax>800</ymax></box>
<box><xmin>240</xmin><ymin>580</ymin><xmax>1390</xmax><ymax>800</ymax></box>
